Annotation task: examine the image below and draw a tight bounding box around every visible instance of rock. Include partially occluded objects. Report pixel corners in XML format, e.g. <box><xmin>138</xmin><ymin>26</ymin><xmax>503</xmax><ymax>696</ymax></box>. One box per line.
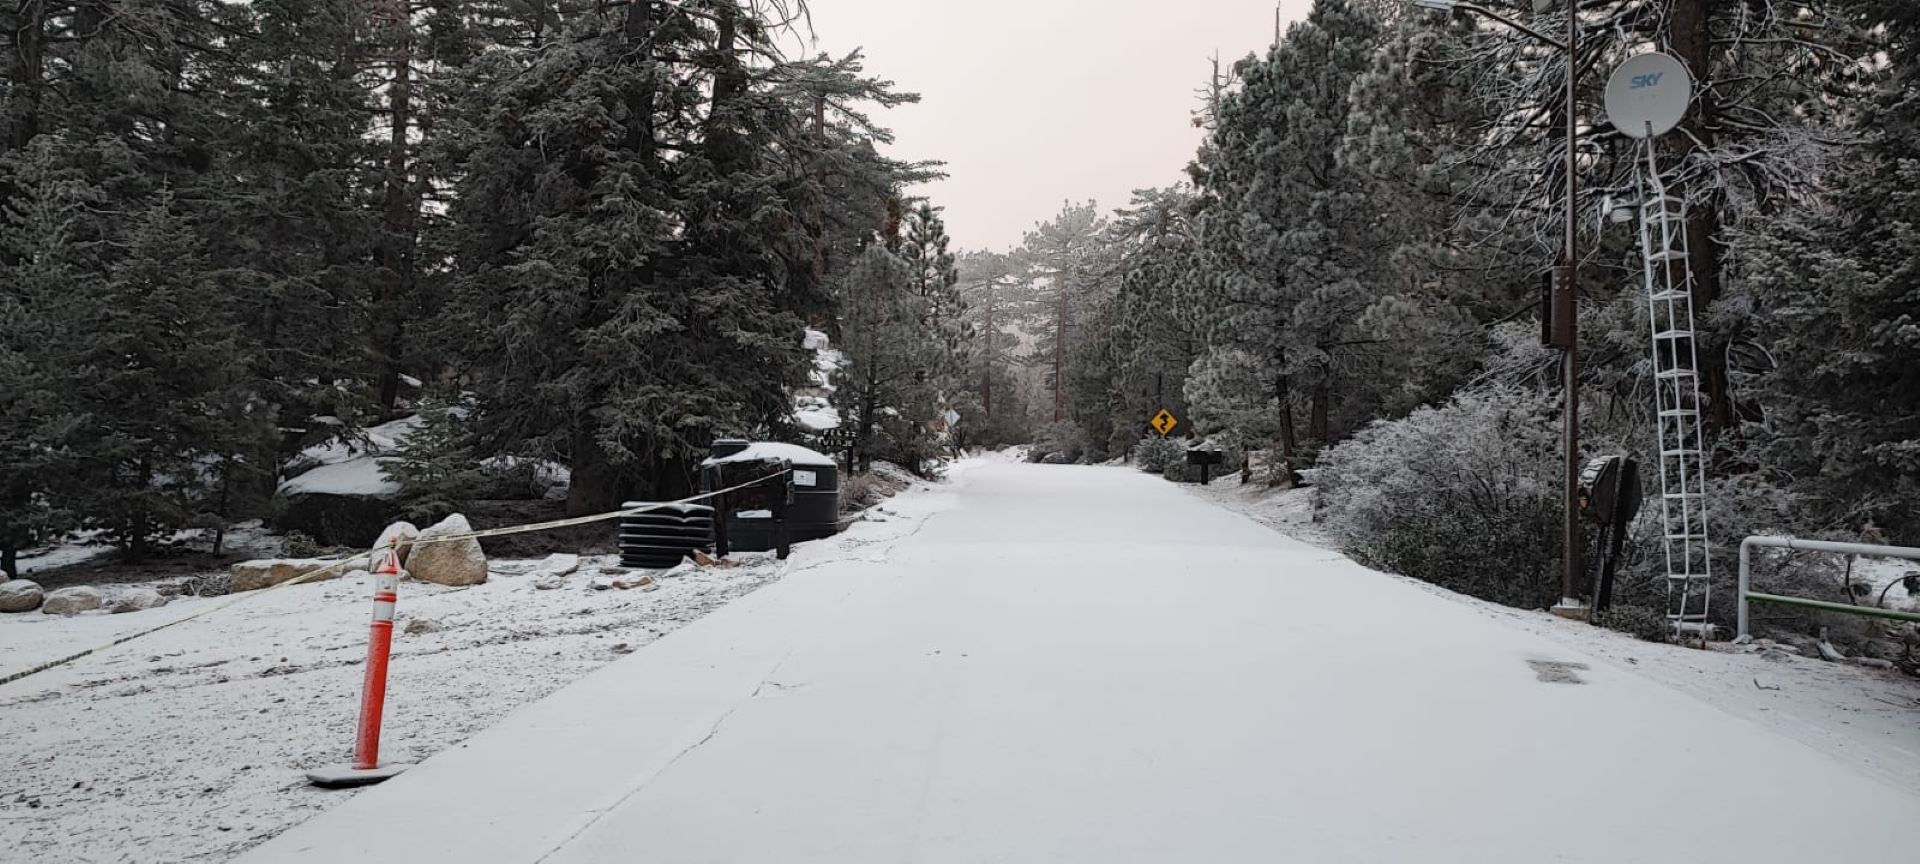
<box><xmin>490</xmin><ymin>561</ymin><xmax>540</xmax><ymax>576</ymax></box>
<box><xmin>612</xmin><ymin>575</ymin><xmax>655</xmax><ymax>591</ymax></box>
<box><xmin>532</xmin><ymin>553</ymin><xmax>580</xmax><ymax>578</ymax></box>
<box><xmin>1770</xmin><ymin>632</ymin><xmax>1823</xmax><ymax>657</ymax></box>
<box><xmin>229</xmin><ymin>559</ymin><xmax>341</xmax><ymax>593</ymax></box>
<box><xmin>533</xmin><ymin>575</ymin><xmax>565</xmax><ymax>591</ymax></box>
<box><xmin>371</xmin><ymin>521</ymin><xmax>419</xmax><ymax>566</ymax></box>
<box><xmin>589</xmin><ymin>576</ymin><xmax>616</xmax><ymax>591</ymax></box>
<box><xmin>406</xmin><ymin>514</ymin><xmax>488</xmax><ymax>587</ymax></box>
<box><xmin>41</xmin><ymin>586</ymin><xmax>105</xmax><ymax>616</ymax></box>
<box><xmin>1816</xmin><ymin>640</ymin><xmax>1849</xmax><ymax>663</ymax></box>
<box><xmin>0</xmin><ymin>579</ymin><xmax>44</xmax><ymax>613</ymax></box>
<box><xmin>1861</xmin><ymin>639</ymin><xmax>1906</xmax><ymax>661</ymax></box>
<box><xmin>403</xmin><ymin>617</ymin><xmax>442</xmax><ymax>636</ymax></box>
<box><xmin>110</xmin><ymin>588</ymin><xmax>170</xmax><ymax>614</ymax></box>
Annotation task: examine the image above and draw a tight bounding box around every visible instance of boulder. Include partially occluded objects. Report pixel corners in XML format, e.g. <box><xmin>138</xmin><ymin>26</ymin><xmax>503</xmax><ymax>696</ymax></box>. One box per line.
<box><xmin>41</xmin><ymin>586</ymin><xmax>104</xmax><ymax>616</ymax></box>
<box><xmin>110</xmin><ymin>587</ymin><xmax>170</xmax><ymax>614</ymax></box>
<box><xmin>371</xmin><ymin>521</ymin><xmax>420</xmax><ymax>567</ymax></box>
<box><xmin>407</xmin><ymin>514</ymin><xmax>488</xmax><ymax>586</ymax></box>
<box><xmin>229</xmin><ymin>559</ymin><xmax>342</xmax><ymax>593</ymax></box>
<box><xmin>0</xmin><ymin>579</ymin><xmax>44</xmax><ymax>613</ymax></box>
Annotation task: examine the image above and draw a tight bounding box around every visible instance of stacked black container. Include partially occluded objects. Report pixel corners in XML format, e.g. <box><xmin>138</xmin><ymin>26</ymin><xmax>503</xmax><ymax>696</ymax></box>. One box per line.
<box><xmin>617</xmin><ymin>503</ymin><xmax>715</xmax><ymax>569</ymax></box>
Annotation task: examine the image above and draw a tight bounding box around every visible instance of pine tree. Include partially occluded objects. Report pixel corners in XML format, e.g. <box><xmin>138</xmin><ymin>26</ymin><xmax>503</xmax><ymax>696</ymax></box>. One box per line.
<box><xmin>1018</xmin><ymin>201</ymin><xmax>1107</xmax><ymax>423</ymax></box>
<box><xmin>70</xmin><ymin>197</ymin><xmax>256</xmax><ymax>557</ymax></box>
<box><xmin>833</xmin><ymin>242</ymin><xmax>922</xmax><ymax>470</ymax></box>
<box><xmin>1732</xmin><ymin>0</ymin><xmax>1920</xmax><ymax>539</ymax></box>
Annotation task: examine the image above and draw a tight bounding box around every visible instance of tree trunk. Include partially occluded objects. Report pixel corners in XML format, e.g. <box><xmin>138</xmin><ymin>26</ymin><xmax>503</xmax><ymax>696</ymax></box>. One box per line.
<box><xmin>374</xmin><ymin>0</ymin><xmax>417</xmax><ymax>412</ymax></box>
<box><xmin>981</xmin><ymin>281</ymin><xmax>996</xmax><ymax>418</ymax></box>
<box><xmin>1053</xmin><ymin>288</ymin><xmax>1068</xmax><ymax>422</ymax></box>
<box><xmin>1310</xmin><ymin>383</ymin><xmax>1330</xmax><ymax>444</ymax></box>
<box><xmin>625</xmin><ymin>0</ymin><xmax>655</xmax><ymax>160</ymax></box>
<box><xmin>3</xmin><ymin>0</ymin><xmax>45</xmax><ymax>152</ymax></box>
<box><xmin>1274</xmin><ymin>372</ymin><xmax>1298</xmax><ymax>459</ymax></box>
<box><xmin>567</xmin><ymin>425</ymin><xmax>622</xmax><ymax>516</ymax></box>
<box><xmin>1667</xmin><ymin>0</ymin><xmax>1732</xmax><ymax>434</ymax></box>
<box><xmin>1</xmin><ymin>546</ymin><xmax>15</xmax><ymax>580</ymax></box>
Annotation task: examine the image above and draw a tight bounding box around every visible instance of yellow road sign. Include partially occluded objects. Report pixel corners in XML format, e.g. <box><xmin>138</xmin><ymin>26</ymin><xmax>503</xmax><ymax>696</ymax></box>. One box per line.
<box><xmin>1150</xmin><ymin>408</ymin><xmax>1178</xmax><ymax>437</ymax></box>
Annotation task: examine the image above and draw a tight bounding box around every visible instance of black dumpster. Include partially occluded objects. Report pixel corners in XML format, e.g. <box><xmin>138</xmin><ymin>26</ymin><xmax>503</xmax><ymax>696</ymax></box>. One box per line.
<box><xmin>617</xmin><ymin>502</ymin><xmax>714</xmax><ymax>569</ymax></box>
<box><xmin>701</xmin><ymin>441</ymin><xmax>841</xmax><ymax>554</ymax></box>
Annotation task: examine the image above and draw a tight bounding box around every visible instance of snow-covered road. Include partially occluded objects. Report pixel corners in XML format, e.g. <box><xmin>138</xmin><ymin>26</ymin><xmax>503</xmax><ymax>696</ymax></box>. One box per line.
<box><xmin>242</xmin><ymin>461</ymin><xmax>1918</xmax><ymax>863</ymax></box>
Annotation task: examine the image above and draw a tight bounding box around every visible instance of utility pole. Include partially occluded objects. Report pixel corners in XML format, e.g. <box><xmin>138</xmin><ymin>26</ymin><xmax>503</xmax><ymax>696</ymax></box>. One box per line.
<box><xmin>1405</xmin><ymin>0</ymin><xmax>1585</xmax><ymax>613</ymax></box>
<box><xmin>1556</xmin><ymin>0</ymin><xmax>1584</xmax><ymax>614</ymax></box>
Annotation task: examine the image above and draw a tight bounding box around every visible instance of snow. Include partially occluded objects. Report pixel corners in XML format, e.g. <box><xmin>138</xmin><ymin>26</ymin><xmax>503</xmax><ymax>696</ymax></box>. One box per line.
<box><xmin>699</xmin><ymin>441</ymin><xmax>837</xmax><ymax>469</ymax></box>
<box><xmin>277</xmin><ymin>416</ymin><xmax>424</xmax><ymax>498</ymax></box>
<box><xmin>793</xmin><ymin>328</ymin><xmax>844</xmax><ymax>431</ymax></box>
<box><xmin>237</xmin><ymin>460</ymin><xmax>1915</xmax><ymax>864</ymax></box>
<box><xmin>0</xmin><ymin>472</ymin><xmax>968</xmax><ymax>864</ymax></box>
<box><xmin>278</xmin><ymin>457</ymin><xmax>399</xmax><ymax>498</ymax></box>
<box><xmin>794</xmin><ymin>401</ymin><xmax>841</xmax><ymax>431</ymax></box>
<box><xmin>11</xmin><ymin>532</ymin><xmax>111</xmax><ymax>575</ymax></box>
<box><xmin>1185</xmin><ymin>473</ymin><xmax>1920</xmax><ymax>792</ymax></box>
<box><xmin>0</xmin><ymin>555</ymin><xmax>770</xmax><ymax>862</ymax></box>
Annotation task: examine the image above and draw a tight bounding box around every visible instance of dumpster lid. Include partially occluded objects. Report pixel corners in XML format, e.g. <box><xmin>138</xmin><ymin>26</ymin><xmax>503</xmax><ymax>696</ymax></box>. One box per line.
<box><xmin>699</xmin><ymin>441</ymin><xmax>836</xmax><ymax>469</ymax></box>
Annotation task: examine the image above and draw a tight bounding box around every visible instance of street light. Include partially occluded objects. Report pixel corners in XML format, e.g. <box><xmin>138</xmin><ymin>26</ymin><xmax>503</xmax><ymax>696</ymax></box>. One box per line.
<box><xmin>1409</xmin><ymin>0</ymin><xmax>1586</xmax><ymax>616</ymax></box>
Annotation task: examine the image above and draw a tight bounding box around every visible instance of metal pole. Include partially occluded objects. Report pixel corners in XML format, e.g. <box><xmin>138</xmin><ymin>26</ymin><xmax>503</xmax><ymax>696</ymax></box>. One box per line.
<box><xmin>1738</xmin><ymin>536</ymin><xmax>1752</xmax><ymax>638</ymax></box>
<box><xmin>1560</xmin><ymin>0</ymin><xmax>1583</xmax><ymax>609</ymax></box>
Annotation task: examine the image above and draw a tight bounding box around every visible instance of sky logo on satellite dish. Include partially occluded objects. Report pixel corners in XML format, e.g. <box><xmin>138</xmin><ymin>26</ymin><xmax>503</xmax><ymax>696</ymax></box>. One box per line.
<box><xmin>1631</xmin><ymin>73</ymin><xmax>1665</xmax><ymax>90</ymax></box>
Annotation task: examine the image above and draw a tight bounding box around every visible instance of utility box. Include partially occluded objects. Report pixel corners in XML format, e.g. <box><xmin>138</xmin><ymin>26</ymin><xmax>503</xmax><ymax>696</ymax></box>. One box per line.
<box><xmin>700</xmin><ymin>441</ymin><xmax>841</xmax><ymax>558</ymax></box>
<box><xmin>1579</xmin><ymin>454</ymin><xmax>1643</xmax><ymax>611</ymax></box>
<box><xmin>1186</xmin><ymin>447</ymin><xmax>1224</xmax><ymax>486</ymax></box>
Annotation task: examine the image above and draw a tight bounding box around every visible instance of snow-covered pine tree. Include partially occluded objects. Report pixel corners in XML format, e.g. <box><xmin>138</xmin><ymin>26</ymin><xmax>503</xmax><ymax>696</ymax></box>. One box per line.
<box><xmin>1018</xmin><ymin>201</ymin><xmax>1108</xmax><ymax>424</ymax></box>
<box><xmin>445</xmin><ymin>2</ymin><xmax>914</xmax><ymax>512</ymax></box>
<box><xmin>1187</xmin><ymin>0</ymin><xmax>1385</xmax><ymax>455</ymax></box>
<box><xmin>900</xmin><ymin>201</ymin><xmax>969</xmax><ymax>456</ymax></box>
<box><xmin>1732</xmin><ymin>0</ymin><xmax>1920</xmax><ymax>540</ymax></box>
<box><xmin>833</xmin><ymin>241</ymin><xmax>923</xmax><ymax>472</ymax></box>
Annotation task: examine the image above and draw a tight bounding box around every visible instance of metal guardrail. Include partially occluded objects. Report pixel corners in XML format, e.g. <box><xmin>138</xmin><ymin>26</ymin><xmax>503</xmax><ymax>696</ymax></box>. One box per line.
<box><xmin>1737</xmin><ymin>535</ymin><xmax>1920</xmax><ymax>638</ymax></box>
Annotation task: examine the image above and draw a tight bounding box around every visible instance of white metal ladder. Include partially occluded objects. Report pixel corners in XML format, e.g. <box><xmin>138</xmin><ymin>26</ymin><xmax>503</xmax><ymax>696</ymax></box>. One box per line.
<box><xmin>1635</xmin><ymin>140</ymin><xmax>1712</xmax><ymax>645</ymax></box>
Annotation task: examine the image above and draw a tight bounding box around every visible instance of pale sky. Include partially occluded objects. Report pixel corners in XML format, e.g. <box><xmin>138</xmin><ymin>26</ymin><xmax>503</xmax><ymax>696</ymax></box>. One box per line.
<box><xmin>796</xmin><ymin>1</ymin><xmax>1315</xmax><ymax>252</ymax></box>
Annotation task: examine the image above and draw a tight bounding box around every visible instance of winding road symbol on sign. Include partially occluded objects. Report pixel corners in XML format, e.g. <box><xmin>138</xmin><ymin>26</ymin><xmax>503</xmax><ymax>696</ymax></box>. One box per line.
<box><xmin>1150</xmin><ymin>409</ymin><xmax>1178</xmax><ymax>437</ymax></box>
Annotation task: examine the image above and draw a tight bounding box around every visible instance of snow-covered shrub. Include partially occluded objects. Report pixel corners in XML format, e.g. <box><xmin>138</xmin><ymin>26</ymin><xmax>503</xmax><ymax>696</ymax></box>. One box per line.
<box><xmin>1026</xmin><ymin>421</ymin><xmax>1090</xmax><ymax>464</ymax></box>
<box><xmin>1317</xmin><ymin>386</ymin><xmax>1563</xmax><ymax>609</ymax></box>
<box><xmin>1133</xmin><ymin>436</ymin><xmax>1184</xmax><ymax>474</ymax></box>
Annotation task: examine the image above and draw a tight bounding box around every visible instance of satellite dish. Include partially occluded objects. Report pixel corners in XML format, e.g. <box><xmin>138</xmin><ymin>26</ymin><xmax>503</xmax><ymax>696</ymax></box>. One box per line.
<box><xmin>1605</xmin><ymin>53</ymin><xmax>1692</xmax><ymax>139</ymax></box>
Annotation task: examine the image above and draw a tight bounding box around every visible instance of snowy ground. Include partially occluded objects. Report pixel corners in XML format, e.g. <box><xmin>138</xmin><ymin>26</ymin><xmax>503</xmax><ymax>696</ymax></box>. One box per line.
<box><xmin>1184</xmin><ymin>473</ymin><xmax>1920</xmax><ymax>792</ymax></box>
<box><xmin>239</xmin><ymin>460</ymin><xmax>1915</xmax><ymax>864</ymax></box>
<box><xmin>0</xmin><ymin>470</ymin><xmax>952</xmax><ymax>864</ymax></box>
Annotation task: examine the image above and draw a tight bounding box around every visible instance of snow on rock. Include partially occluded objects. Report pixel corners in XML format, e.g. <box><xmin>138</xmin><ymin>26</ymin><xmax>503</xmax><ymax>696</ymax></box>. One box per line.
<box><xmin>0</xmin><ymin>579</ymin><xmax>44</xmax><ymax>613</ymax></box>
<box><xmin>372</xmin><ymin>521</ymin><xmax>420</xmax><ymax>565</ymax></box>
<box><xmin>110</xmin><ymin>588</ymin><xmax>170</xmax><ymax>614</ymax></box>
<box><xmin>407</xmin><ymin>514</ymin><xmax>488</xmax><ymax>587</ymax></box>
<box><xmin>793</xmin><ymin>328</ymin><xmax>844</xmax><ymax>431</ymax></box>
<box><xmin>40</xmin><ymin>586</ymin><xmax>104</xmax><ymax>616</ymax></box>
<box><xmin>229</xmin><ymin>559</ymin><xmax>343</xmax><ymax>593</ymax></box>
<box><xmin>530</xmin><ymin>553</ymin><xmax>579</xmax><ymax>578</ymax></box>
<box><xmin>699</xmin><ymin>441</ymin><xmax>836</xmax><ymax>469</ymax></box>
